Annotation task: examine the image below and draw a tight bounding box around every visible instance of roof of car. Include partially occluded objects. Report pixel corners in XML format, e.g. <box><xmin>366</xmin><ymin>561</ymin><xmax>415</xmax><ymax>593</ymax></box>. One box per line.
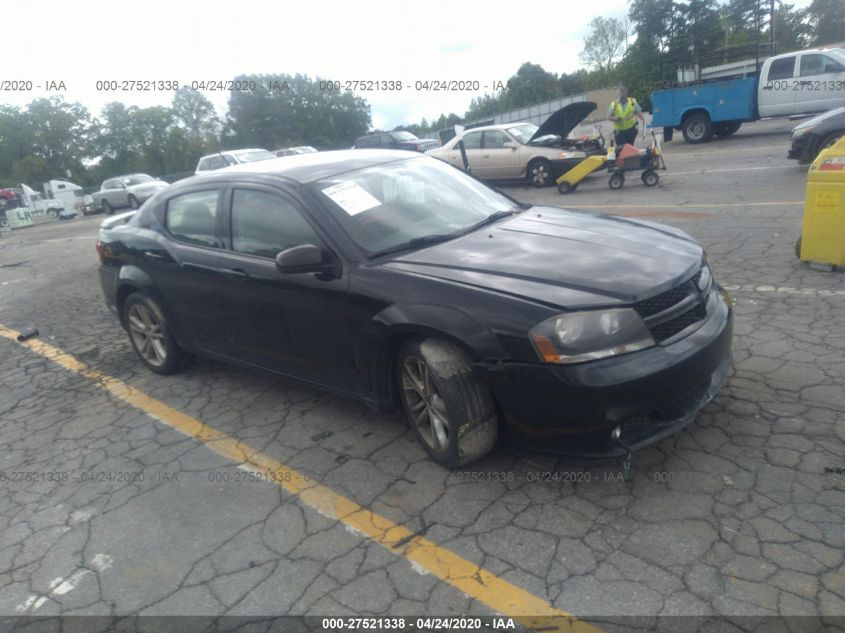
<box><xmin>188</xmin><ymin>149</ymin><xmax>422</xmax><ymax>184</ymax></box>
<box><xmin>199</xmin><ymin>148</ymin><xmax>269</xmax><ymax>160</ymax></box>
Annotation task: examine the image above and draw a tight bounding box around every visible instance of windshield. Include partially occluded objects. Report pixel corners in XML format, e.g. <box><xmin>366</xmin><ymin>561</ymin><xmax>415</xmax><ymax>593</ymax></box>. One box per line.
<box><xmin>122</xmin><ymin>174</ymin><xmax>154</xmax><ymax>186</ymax></box>
<box><xmin>506</xmin><ymin>124</ymin><xmax>538</xmax><ymax>144</ymax></box>
<box><xmin>311</xmin><ymin>157</ymin><xmax>518</xmax><ymax>256</ymax></box>
<box><xmin>233</xmin><ymin>150</ymin><xmax>275</xmax><ymax>163</ymax></box>
<box><xmin>390</xmin><ymin>131</ymin><xmax>419</xmax><ymax>142</ymax></box>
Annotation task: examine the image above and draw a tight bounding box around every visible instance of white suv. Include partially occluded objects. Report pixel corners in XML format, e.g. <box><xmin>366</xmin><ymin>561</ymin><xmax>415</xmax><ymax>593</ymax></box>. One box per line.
<box><xmin>194</xmin><ymin>149</ymin><xmax>275</xmax><ymax>175</ymax></box>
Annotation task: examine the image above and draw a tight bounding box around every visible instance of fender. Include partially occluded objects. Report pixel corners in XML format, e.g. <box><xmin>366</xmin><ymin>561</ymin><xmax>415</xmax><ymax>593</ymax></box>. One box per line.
<box><xmin>357</xmin><ymin>302</ymin><xmax>507</xmax><ymax>412</ymax></box>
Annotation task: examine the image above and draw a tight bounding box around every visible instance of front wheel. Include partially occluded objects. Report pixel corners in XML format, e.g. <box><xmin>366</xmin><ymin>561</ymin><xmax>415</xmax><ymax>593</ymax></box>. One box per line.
<box><xmin>557</xmin><ymin>181</ymin><xmax>575</xmax><ymax>194</ymax></box>
<box><xmin>397</xmin><ymin>338</ymin><xmax>498</xmax><ymax>467</ymax></box>
<box><xmin>814</xmin><ymin>131</ymin><xmax>843</xmax><ymax>160</ymax></box>
<box><xmin>123</xmin><ymin>293</ymin><xmax>188</xmax><ymax>375</ymax></box>
<box><xmin>642</xmin><ymin>170</ymin><xmax>659</xmax><ymax>187</ymax></box>
<box><xmin>128</xmin><ymin>195</ymin><xmax>140</xmax><ymax>210</ymax></box>
<box><xmin>682</xmin><ymin>113</ymin><xmax>712</xmax><ymax>144</ymax></box>
<box><xmin>101</xmin><ymin>199</ymin><xmax>113</xmax><ymax>215</ymax></box>
<box><xmin>609</xmin><ymin>172</ymin><xmax>625</xmax><ymax>190</ymax></box>
<box><xmin>528</xmin><ymin>159</ymin><xmax>553</xmax><ymax>187</ymax></box>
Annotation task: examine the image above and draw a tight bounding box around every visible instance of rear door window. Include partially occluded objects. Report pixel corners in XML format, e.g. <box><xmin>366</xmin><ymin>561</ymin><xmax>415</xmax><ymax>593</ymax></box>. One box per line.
<box><xmin>166</xmin><ymin>189</ymin><xmax>221</xmax><ymax>247</ymax></box>
<box><xmin>768</xmin><ymin>56</ymin><xmax>797</xmax><ymax>81</ymax></box>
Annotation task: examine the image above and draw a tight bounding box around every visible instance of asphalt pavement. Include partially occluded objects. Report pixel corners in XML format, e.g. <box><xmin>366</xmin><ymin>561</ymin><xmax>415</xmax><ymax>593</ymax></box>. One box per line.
<box><xmin>0</xmin><ymin>118</ymin><xmax>843</xmax><ymax>632</ymax></box>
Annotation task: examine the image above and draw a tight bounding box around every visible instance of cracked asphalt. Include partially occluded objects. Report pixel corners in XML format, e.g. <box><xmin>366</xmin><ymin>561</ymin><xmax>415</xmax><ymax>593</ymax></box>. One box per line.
<box><xmin>0</xmin><ymin>118</ymin><xmax>844</xmax><ymax>632</ymax></box>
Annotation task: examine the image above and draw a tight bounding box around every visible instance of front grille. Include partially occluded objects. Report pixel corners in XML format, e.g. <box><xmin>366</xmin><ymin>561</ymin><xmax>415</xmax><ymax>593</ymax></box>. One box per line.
<box><xmin>634</xmin><ymin>268</ymin><xmax>708</xmax><ymax>343</ymax></box>
<box><xmin>649</xmin><ymin>302</ymin><xmax>707</xmax><ymax>341</ymax></box>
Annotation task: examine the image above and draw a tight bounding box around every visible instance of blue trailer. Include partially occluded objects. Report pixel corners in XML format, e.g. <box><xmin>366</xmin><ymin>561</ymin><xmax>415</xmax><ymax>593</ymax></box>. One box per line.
<box><xmin>650</xmin><ymin>47</ymin><xmax>845</xmax><ymax>144</ymax></box>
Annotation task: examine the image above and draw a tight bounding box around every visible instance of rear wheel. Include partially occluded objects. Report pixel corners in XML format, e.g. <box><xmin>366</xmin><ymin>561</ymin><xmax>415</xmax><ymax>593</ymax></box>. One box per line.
<box><xmin>528</xmin><ymin>159</ymin><xmax>553</xmax><ymax>187</ymax></box>
<box><xmin>609</xmin><ymin>172</ymin><xmax>625</xmax><ymax>190</ymax></box>
<box><xmin>397</xmin><ymin>338</ymin><xmax>498</xmax><ymax>467</ymax></box>
<box><xmin>101</xmin><ymin>199</ymin><xmax>113</xmax><ymax>215</ymax></box>
<box><xmin>663</xmin><ymin>127</ymin><xmax>674</xmax><ymax>142</ymax></box>
<box><xmin>642</xmin><ymin>170</ymin><xmax>659</xmax><ymax>187</ymax></box>
<box><xmin>714</xmin><ymin>121</ymin><xmax>742</xmax><ymax>137</ymax></box>
<box><xmin>795</xmin><ymin>236</ymin><xmax>802</xmax><ymax>260</ymax></box>
<box><xmin>123</xmin><ymin>293</ymin><xmax>188</xmax><ymax>375</ymax></box>
<box><xmin>682</xmin><ymin>113</ymin><xmax>712</xmax><ymax>144</ymax></box>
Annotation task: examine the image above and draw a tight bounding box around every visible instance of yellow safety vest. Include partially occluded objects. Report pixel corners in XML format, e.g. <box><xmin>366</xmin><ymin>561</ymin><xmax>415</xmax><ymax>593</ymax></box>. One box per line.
<box><xmin>611</xmin><ymin>98</ymin><xmax>638</xmax><ymax>131</ymax></box>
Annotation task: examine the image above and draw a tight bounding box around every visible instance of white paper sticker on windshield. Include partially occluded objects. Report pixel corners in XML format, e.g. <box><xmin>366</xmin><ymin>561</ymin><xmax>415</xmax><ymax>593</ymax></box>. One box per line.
<box><xmin>321</xmin><ymin>181</ymin><xmax>381</xmax><ymax>216</ymax></box>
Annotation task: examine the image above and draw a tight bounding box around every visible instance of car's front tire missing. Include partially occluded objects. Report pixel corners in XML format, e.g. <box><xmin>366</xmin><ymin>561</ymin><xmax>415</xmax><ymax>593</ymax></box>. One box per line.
<box><xmin>123</xmin><ymin>292</ymin><xmax>188</xmax><ymax>375</ymax></box>
<box><xmin>397</xmin><ymin>338</ymin><xmax>498</xmax><ymax>467</ymax></box>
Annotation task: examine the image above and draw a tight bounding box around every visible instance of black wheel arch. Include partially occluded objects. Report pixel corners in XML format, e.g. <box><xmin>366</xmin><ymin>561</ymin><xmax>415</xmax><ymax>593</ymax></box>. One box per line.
<box><xmin>115</xmin><ymin>267</ymin><xmax>192</xmax><ymax>352</ymax></box>
<box><xmin>363</xmin><ymin>305</ymin><xmax>504</xmax><ymax>413</ymax></box>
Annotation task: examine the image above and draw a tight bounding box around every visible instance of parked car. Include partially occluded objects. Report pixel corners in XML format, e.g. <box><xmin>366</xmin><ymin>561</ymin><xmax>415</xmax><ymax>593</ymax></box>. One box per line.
<box><xmin>96</xmin><ymin>150</ymin><xmax>733</xmax><ymax>467</ymax></box>
<box><xmin>354</xmin><ymin>131</ymin><xmax>440</xmax><ymax>152</ymax></box>
<box><xmin>426</xmin><ymin>103</ymin><xmax>595</xmax><ymax>186</ymax></box>
<box><xmin>788</xmin><ymin>106</ymin><xmax>845</xmax><ymax>164</ymax></box>
<box><xmin>275</xmin><ymin>146</ymin><xmax>318</xmax><ymax>157</ymax></box>
<box><xmin>92</xmin><ymin>174</ymin><xmax>170</xmax><ymax>215</ymax></box>
<box><xmin>195</xmin><ymin>149</ymin><xmax>275</xmax><ymax>175</ymax></box>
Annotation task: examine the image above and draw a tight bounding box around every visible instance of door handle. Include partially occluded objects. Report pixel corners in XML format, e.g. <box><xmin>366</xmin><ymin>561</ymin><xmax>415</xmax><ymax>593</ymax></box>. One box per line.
<box><xmin>221</xmin><ymin>268</ymin><xmax>249</xmax><ymax>280</ymax></box>
<box><xmin>143</xmin><ymin>250</ymin><xmax>165</xmax><ymax>260</ymax></box>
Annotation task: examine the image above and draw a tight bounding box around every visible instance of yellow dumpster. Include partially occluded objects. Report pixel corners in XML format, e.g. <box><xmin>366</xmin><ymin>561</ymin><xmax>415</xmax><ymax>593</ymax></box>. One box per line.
<box><xmin>799</xmin><ymin>135</ymin><xmax>845</xmax><ymax>268</ymax></box>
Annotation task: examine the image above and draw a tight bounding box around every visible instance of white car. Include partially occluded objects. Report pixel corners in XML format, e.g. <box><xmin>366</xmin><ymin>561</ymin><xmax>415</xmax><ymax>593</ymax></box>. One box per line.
<box><xmin>92</xmin><ymin>174</ymin><xmax>170</xmax><ymax>214</ymax></box>
<box><xmin>195</xmin><ymin>149</ymin><xmax>275</xmax><ymax>175</ymax></box>
<box><xmin>425</xmin><ymin>103</ymin><xmax>595</xmax><ymax>186</ymax></box>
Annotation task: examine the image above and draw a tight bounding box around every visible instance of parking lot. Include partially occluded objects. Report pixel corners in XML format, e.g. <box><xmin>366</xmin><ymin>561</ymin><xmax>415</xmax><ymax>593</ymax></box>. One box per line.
<box><xmin>1</xmin><ymin>118</ymin><xmax>844</xmax><ymax>631</ymax></box>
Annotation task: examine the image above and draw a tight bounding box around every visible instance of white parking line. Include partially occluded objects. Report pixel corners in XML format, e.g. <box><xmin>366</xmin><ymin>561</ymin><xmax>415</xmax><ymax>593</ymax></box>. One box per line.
<box><xmin>724</xmin><ymin>284</ymin><xmax>845</xmax><ymax>297</ymax></box>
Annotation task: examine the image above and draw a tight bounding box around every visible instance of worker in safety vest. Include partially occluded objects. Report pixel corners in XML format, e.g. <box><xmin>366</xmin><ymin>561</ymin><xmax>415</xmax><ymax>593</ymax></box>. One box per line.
<box><xmin>608</xmin><ymin>83</ymin><xmax>645</xmax><ymax>148</ymax></box>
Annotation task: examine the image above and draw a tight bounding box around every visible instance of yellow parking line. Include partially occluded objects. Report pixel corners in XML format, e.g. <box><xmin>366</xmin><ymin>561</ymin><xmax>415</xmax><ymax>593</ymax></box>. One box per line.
<box><xmin>0</xmin><ymin>324</ymin><xmax>601</xmax><ymax>632</ymax></box>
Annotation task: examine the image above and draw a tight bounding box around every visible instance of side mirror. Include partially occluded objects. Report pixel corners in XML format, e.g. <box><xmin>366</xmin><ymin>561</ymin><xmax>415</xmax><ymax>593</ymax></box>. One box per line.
<box><xmin>275</xmin><ymin>243</ymin><xmax>325</xmax><ymax>274</ymax></box>
<box><xmin>503</xmin><ymin>141</ymin><xmax>517</xmax><ymax>150</ymax></box>
<box><xmin>825</xmin><ymin>63</ymin><xmax>845</xmax><ymax>73</ymax></box>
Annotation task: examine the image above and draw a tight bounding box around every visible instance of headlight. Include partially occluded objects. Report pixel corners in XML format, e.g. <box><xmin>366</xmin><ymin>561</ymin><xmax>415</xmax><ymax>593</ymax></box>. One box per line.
<box><xmin>529</xmin><ymin>308</ymin><xmax>655</xmax><ymax>364</ymax></box>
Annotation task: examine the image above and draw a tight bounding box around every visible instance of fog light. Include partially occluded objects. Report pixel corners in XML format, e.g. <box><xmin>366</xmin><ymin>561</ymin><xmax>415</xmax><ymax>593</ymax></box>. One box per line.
<box><xmin>611</xmin><ymin>426</ymin><xmax>621</xmax><ymax>440</ymax></box>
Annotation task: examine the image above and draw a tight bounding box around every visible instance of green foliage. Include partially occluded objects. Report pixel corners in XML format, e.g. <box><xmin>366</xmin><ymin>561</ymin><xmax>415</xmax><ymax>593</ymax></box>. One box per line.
<box><xmin>581</xmin><ymin>17</ymin><xmax>627</xmax><ymax>74</ymax></box>
<box><xmin>806</xmin><ymin>0</ymin><xmax>845</xmax><ymax>46</ymax></box>
<box><xmin>224</xmin><ymin>74</ymin><xmax>370</xmax><ymax>150</ymax></box>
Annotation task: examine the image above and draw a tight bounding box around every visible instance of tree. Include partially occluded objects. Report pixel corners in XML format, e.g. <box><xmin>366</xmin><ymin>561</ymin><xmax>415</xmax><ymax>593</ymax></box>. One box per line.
<box><xmin>172</xmin><ymin>87</ymin><xmax>220</xmax><ymax>143</ymax></box>
<box><xmin>501</xmin><ymin>63</ymin><xmax>561</xmax><ymax>110</ymax></box>
<box><xmin>806</xmin><ymin>0</ymin><xmax>845</xmax><ymax>46</ymax></box>
<box><xmin>629</xmin><ymin>0</ymin><xmax>675</xmax><ymax>51</ymax></box>
<box><xmin>581</xmin><ymin>17</ymin><xmax>627</xmax><ymax>74</ymax></box>
<box><xmin>225</xmin><ymin>74</ymin><xmax>370</xmax><ymax>149</ymax></box>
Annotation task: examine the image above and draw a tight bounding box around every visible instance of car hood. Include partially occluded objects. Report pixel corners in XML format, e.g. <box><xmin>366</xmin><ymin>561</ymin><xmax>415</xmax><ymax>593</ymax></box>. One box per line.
<box><xmin>528</xmin><ymin>102</ymin><xmax>598</xmax><ymax>144</ymax></box>
<box><xmin>792</xmin><ymin>106</ymin><xmax>845</xmax><ymax>135</ymax></box>
<box><xmin>385</xmin><ymin>207</ymin><xmax>704</xmax><ymax>309</ymax></box>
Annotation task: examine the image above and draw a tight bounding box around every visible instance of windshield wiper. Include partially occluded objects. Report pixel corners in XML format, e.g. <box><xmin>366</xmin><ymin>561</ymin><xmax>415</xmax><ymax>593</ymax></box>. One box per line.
<box><xmin>369</xmin><ymin>233</ymin><xmax>460</xmax><ymax>258</ymax></box>
<box><xmin>459</xmin><ymin>209</ymin><xmax>518</xmax><ymax>234</ymax></box>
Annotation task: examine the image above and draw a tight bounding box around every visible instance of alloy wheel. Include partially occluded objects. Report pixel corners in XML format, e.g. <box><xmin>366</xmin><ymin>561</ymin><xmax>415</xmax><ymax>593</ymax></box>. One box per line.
<box><xmin>401</xmin><ymin>355</ymin><xmax>450</xmax><ymax>451</ymax></box>
<box><xmin>531</xmin><ymin>163</ymin><xmax>549</xmax><ymax>186</ymax></box>
<box><xmin>127</xmin><ymin>303</ymin><xmax>167</xmax><ymax>367</ymax></box>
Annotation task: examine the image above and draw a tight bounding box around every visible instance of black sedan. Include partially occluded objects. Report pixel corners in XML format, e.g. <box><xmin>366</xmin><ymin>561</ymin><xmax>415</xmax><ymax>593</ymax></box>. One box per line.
<box><xmin>97</xmin><ymin>150</ymin><xmax>733</xmax><ymax>467</ymax></box>
<box><xmin>788</xmin><ymin>106</ymin><xmax>845</xmax><ymax>164</ymax></box>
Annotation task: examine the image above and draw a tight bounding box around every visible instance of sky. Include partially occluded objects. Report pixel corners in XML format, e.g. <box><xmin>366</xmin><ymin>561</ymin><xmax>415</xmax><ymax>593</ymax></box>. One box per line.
<box><xmin>4</xmin><ymin>0</ymin><xmax>814</xmax><ymax>130</ymax></box>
